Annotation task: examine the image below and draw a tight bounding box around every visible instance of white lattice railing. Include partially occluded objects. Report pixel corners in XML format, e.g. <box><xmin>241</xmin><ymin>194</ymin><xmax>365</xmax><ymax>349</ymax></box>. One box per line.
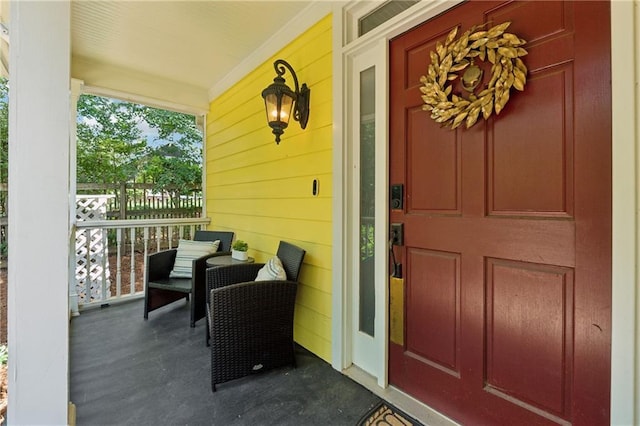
<box><xmin>75</xmin><ymin>196</ymin><xmax>113</xmax><ymax>305</ymax></box>
<box><xmin>73</xmin><ymin>217</ymin><xmax>210</xmax><ymax>311</ymax></box>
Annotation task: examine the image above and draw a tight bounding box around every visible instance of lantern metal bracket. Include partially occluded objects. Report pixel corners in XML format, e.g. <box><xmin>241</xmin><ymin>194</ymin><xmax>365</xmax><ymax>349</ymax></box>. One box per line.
<box><xmin>273</xmin><ymin>59</ymin><xmax>310</xmax><ymax>129</ymax></box>
<box><xmin>262</xmin><ymin>59</ymin><xmax>310</xmax><ymax>144</ymax></box>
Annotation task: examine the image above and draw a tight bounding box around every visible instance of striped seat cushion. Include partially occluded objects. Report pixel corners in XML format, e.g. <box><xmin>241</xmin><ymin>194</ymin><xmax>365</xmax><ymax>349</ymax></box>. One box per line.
<box><xmin>169</xmin><ymin>239</ymin><xmax>219</xmax><ymax>278</ymax></box>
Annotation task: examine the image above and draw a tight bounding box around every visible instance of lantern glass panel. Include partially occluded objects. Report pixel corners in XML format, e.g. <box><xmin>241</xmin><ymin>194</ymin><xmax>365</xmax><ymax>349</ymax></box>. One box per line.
<box><xmin>264</xmin><ymin>93</ymin><xmax>295</xmax><ymax>125</ymax></box>
<box><xmin>279</xmin><ymin>94</ymin><xmax>294</xmax><ymax>124</ymax></box>
<box><xmin>264</xmin><ymin>93</ymin><xmax>278</xmax><ymax>123</ymax></box>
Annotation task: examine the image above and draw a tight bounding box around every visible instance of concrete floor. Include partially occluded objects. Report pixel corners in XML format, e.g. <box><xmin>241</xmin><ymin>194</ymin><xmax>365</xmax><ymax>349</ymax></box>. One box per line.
<box><xmin>70</xmin><ymin>298</ymin><xmax>381</xmax><ymax>425</ymax></box>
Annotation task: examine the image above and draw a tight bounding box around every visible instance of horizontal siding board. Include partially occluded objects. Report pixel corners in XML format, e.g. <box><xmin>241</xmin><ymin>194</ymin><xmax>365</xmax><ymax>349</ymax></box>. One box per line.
<box><xmin>295</xmin><ymin>303</ymin><xmax>332</xmax><ymax>341</ymax></box>
<box><xmin>206</xmin><ymin>213</ymin><xmax>332</xmax><ymax>246</ymax></box>
<box><xmin>208</xmin><ymin>119</ymin><xmax>332</xmax><ymax>166</ymax></box>
<box><xmin>281</xmin><ymin>24</ymin><xmax>332</xmax><ymax>65</ymax></box>
<box><xmin>206</xmin><ymin>14</ymin><xmax>334</xmax><ymax>364</ymax></box>
<box><xmin>208</xmin><ymin>104</ymin><xmax>265</xmax><ymax>143</ymax></box>
<box><xmin>297</xmin><ymin>242</ymin><xmax>332</xmax><ymax>270</ymax></box>
<box><xmin>294</xmin><ymin>321</ymin><xmax>331</xmax><ymax>362</ymax></box>
<box><xmin>270</xmin><ymin>121</ymin><xmax>332</xmax><ymax>147</ymax></box>
<box><xmin>298</xmin><ymin>264</ymin><xmax>332</xmax><ymax>293</ymax></box>
<box><xmin>296</xmin><ymin>283</ymin><xmax>331</xmax><ymax>316</ymax></box>
<box><xmin>209</xmin><ymin>147</ymin><xmax>332</xmax><ymax>184</ymax></box>
<box><xmin>212</xmin><ymin>198</ymin><xmax>331</xmax><ymax>222</ymax></box>
<box><xmin>208</xmin><ymin>114</ymin><xmax>332</xmax><ymax>162</ymax></box>
<box><xmin>208</xmin><ymin>173</ymin><xmax>332</xmax><ymax>200</ymax></box>
<box><xmin>295</xmin><ymin>29</ymin><xmax>333</xmax><ymax>70</ymax></box>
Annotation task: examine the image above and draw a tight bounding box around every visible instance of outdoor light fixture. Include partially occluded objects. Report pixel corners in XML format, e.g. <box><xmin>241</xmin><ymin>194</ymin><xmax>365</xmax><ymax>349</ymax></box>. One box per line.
<box><xmin>261</xmin><ymin>59</ymin><xmax>310</xmax><ymax>144</ymax></box>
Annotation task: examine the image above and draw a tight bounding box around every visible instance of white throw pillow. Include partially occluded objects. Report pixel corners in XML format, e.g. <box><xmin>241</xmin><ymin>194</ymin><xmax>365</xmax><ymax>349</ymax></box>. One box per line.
<box><xmin>169</xmin><ymin>239</ymin><xmax>220</xmax><ymax>278</ymax></box>
<box><xmin>255</xmin><ymin>256</ymin><xmax>287</xmax><ymax>281</ymax></box>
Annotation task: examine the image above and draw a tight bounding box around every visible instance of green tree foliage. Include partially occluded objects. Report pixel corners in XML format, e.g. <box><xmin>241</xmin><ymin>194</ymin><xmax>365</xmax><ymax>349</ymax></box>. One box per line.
<box><xmin>136</xmin><ymin>107</ymin><xmax>203</xmax><ymax>202</ymax></box>
<box><xmin>0</xmin><ymin>87</ymin><xmax>202</xmax><ymax>209</ymax></box>
<box><xmin>77</xmin><ymin>95</ymin><xmax>147</xmax><ymax>184</ymax></box>
<box><xmin>138</xmin><ymin>107</ymin><xmax>201</xmax><ymax>156</ymax></box>
<box><xmin>77</xmin><ymin>94</ymin><xmax>202</xmax><ymax>200</ymax></box>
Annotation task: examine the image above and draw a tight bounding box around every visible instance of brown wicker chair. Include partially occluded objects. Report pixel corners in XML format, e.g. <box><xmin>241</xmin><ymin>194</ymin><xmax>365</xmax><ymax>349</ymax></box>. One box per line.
<box><xmin>206</xmin><ymin>241</ymin><xmax>306</xmax><ymax>391</ymax></box>
<box><xmin>144</xmin><ymin>230</ymin><xmax>234</xmax><ymax>327</ymax></box>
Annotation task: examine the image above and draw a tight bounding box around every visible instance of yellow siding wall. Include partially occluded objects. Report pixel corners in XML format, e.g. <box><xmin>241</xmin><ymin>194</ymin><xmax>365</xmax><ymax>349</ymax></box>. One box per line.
<box><xmin>206</xmin><ymin>15</ymin><xmax>333</xmax><ymax>362</ymax></box>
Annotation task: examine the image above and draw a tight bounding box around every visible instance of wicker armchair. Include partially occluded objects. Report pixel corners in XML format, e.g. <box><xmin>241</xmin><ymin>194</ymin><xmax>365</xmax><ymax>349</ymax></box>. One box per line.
<box><xmin>144</xmin><ymin>230</ymin><xmax>234</xmax><ymax>327</ymax></box>
<box><xmin>206</xmin><ymin>241</ymin><xmax>306</xmax><ymax>391</ymax></box>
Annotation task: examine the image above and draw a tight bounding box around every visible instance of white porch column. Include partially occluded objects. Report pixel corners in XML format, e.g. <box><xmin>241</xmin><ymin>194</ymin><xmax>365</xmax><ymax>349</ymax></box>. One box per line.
<box><xmin>8</xmin><ymin>2</ymin><xmax>71</xmax><ymax>424</ymax></box>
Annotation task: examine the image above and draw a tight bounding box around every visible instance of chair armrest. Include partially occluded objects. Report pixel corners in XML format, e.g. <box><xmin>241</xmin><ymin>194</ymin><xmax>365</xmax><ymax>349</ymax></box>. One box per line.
<box><xmin>211</xmin><ymin>279</ymin><xmax>297</xmax><ymax>318</ymax></box>
<box><xmin>146</xmin><ymin>249</ymin><xmax>177</xmax><ymax>282</ymax></box>
<box><xmin>206</xmin><ymin>263</ymin><xmax>264</xmax><ymax>306</ymax></box>
<box><xmin>210</xmin><ymin>250</ymin><xmax>232</xmax><ymax>258</ymax></box>
<box><xmin>211</xmin><ymin>279</ymin><xmax>298</xmax><ymax>311</ymax></box>
<box><xmin>209</xmin><ymin>279</ymin><xmax>298</xmax><ymax>347</ymax></box>
<box><xmin>207</xmin><ymin>263</ymin><xmax>264</xmax><ymax>289</ymax></box>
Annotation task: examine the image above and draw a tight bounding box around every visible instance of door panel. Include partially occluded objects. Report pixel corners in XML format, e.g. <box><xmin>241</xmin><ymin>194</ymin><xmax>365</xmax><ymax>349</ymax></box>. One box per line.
<box><xmin>488</xmin><ymin>64</ymin><xmax>574</xmax><ymax>216</ymax></box>
<box><xmin>406</xmin><ymin>248</ymin><xmax>460</xmax><ymax>374</ymax></box>
<box><xmin>389</xmin><ymin>1</ymin><xmax>611</xmax><ymax>425</ymax></box>
<box><xmin>485</xmin><ymin>258</ymin><xmax>574</xmax><ymax>418</ymax></box>
<box><xmin>408</xmin><ymin>107</ymin><xmax>461</xmax><ymax>213</ymax></box>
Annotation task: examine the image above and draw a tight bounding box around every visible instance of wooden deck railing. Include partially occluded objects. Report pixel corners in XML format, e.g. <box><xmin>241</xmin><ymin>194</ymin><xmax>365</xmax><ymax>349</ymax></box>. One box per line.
<box><xmin>76</xmin><ymin>182</ymin><xmax>202</xmax><ymax>220</ymax></box>
<box><xmin>73</xmin><ymin>217</ymin><xmax>210</xmax><ymax>311</ymax></box>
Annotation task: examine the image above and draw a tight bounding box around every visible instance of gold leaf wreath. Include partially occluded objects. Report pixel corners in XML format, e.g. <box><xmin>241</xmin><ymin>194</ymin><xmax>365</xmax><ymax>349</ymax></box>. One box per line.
<box><xmin>420</xmin><ymin>21</ymin><xmax>528</xmax><ymax>129</ymax></box>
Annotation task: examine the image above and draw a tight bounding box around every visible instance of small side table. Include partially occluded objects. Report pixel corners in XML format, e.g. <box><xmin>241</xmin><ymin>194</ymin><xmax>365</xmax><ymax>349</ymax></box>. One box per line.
<box><xmin>206</xmin><ymin>255</ymin><xmax>255</xmax><ymax>267</ymax></box>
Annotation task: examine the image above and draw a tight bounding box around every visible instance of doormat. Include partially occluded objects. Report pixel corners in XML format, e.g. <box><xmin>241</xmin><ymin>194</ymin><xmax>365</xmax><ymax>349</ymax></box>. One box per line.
<box><xmin>357</xmin><ymin>401</ymin><xmax>423</xmax><ymax>426</ymax></box>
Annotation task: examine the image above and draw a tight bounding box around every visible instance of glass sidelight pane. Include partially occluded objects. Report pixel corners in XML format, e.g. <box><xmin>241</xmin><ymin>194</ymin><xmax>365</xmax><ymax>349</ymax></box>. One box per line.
<box><xmin>359</xmin><ymin>66</ymin><xmax>375</xmax><ymax>337</ymax></box>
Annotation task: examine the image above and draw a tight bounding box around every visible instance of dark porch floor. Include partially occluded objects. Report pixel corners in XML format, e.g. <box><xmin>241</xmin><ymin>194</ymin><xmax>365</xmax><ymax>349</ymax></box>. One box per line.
<box><xmin>70</xmin><ymin>298</ymin><xmax>381</xmax><ymax>425</ymax></box>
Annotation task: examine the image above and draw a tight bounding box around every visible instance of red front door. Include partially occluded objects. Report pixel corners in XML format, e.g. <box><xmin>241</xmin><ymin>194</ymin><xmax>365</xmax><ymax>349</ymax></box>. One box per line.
<box><xmin>388</xmin><ymin>2</ymin><xmax>611</xmax><ymax>424</ymax></box>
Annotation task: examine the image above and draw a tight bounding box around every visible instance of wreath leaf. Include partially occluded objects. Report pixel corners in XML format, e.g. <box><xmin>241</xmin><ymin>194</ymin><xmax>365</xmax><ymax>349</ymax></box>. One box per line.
<box><xmin>468</xmin><ymin>30</ymin><xmax>488</xmax><ymax>41</ymax></box>
<box><xmin>445</xmin><ymin>27</ymin><xmax>458</xmax><ymax>46</ymax></box>
<box><xmin>487</xmin><ymin>21</ymin><xmax>511</xmax><ymax>37</ymax></box>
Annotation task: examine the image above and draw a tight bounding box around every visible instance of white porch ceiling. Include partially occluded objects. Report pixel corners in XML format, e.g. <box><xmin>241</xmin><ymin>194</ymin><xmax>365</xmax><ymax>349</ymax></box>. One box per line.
<box><xmin>70</xmin><ymin>1</ymin><xmax>314</xmax><ymax>112</ymax></box>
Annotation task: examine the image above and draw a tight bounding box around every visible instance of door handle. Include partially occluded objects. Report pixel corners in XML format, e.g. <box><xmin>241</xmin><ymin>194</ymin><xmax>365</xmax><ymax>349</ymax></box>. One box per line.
<box><xmin>390</xmin><ymin>223</ymin><xmax>404</xmax><ymax>246</ymax></box>
<box><xmin>389</xmin><ymin>223</ymin><xmax>403</xmax><ymax>278</ymax></box>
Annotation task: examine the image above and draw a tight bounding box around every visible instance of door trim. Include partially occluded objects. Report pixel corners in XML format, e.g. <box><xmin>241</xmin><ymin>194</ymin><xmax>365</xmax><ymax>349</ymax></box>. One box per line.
<box><xmin>336</xmin><ymin>0</ymin><xmax>465</xmax><ymax>387</ymax></box>
<box><xmin>610</xmin><ymin>1</ymin><xmax>639</xmax><ymax>423</ymax></box>
<box><xmin>345</xmin><ymin>42</ymin><xmax>389</xmax><ymax>385</ymax></box>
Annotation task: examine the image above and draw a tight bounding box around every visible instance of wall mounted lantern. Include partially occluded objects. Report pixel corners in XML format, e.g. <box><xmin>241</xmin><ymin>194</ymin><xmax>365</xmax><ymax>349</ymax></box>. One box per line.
<box><xmin>261</xmin><ymin>59</ymin><xmax>310</xmax><ymax>144</ymax></box>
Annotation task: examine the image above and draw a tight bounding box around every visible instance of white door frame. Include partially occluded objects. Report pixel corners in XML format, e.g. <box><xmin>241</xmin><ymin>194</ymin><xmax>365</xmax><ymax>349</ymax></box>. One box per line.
<box><xmin>346</xmin><ymin>43</ymin><xmax>389</xmax><ymax>383</ymax></box>
<box><xmin>331</xmin><ymin>1</ymin><xmax>639</xmax><ymax>422</ymax></box>
<box><xmin>335</xmin><ymin>0</ymin><xmax>466</xmax><ymax>388</ymax></box>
